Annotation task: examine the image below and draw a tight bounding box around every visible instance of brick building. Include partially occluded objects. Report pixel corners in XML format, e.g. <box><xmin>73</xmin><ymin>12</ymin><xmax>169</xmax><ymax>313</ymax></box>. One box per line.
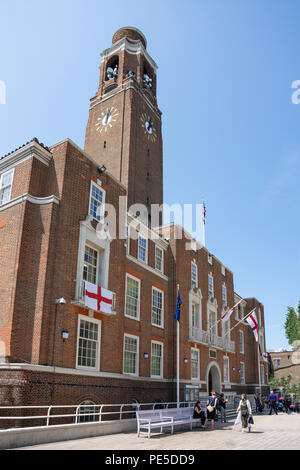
<box><xmin>269</xmin><ymin>351</ymin><xmax>300</xmax><ymax>385</ymax></box>
<box><xmin>0</xmin><ymin>27</ymin><xmax>268</xmax><ymax>417</ymax></box>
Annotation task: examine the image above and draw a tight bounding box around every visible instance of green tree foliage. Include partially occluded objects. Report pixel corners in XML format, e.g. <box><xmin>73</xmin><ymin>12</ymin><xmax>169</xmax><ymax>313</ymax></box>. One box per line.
<box><xmin>284</xmin><ymin>303</ymin><xmax>300</xmax><ymax>345</ymax></box>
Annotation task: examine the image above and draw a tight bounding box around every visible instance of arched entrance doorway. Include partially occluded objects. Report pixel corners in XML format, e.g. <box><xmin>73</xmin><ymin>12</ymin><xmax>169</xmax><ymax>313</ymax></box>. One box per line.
<box><xmin>206</xmin><ymin>362</ymin><xmax>221</xmax><ymax>395</ymax></box>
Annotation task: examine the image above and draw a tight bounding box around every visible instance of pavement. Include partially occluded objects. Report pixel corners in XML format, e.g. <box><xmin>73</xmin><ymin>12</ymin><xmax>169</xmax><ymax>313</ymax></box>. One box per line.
<box><xmin>16</xmin><ymin>412</ymin><xmax>300</xmax><ymax>450</ymax></box>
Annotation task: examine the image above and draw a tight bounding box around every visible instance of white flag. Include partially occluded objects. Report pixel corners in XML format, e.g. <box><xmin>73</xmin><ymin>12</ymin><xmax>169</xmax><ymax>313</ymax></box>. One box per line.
<box><xmin>221</xmin><ymin>299</ymin><xmax>242</xmax><ymax>323</ymax></box>
<box><xmin>262</xmin><ymin>352</ymin><xmax>269</xmax><ymax>363</ymax></box>
<box><xmin>85</xmin><ymin>281</ymin><xmax>113</xmax><ymax>314</ymax></box>
<box><xmin>246</xmin><ymin>310</ymin><xmax>258</xmax><ymax>342</ymax></box>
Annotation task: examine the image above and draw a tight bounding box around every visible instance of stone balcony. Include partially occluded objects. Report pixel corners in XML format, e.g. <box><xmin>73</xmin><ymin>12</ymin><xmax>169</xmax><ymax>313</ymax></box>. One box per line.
<box><xmin>189</xmin><ymin>327</ymin><xmax>235</xmax><ymax>353</ymax></box>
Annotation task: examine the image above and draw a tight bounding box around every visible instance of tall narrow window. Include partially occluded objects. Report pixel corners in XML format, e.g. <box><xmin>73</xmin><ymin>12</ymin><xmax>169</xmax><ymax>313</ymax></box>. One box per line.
<box><xmin>89</xmin><ymin>182</ymin><xmax>105</xmax><ymax>222</ymax></box>
<box><xmin>191</xmin><ymin>262</ymin><xmax>198</xmax><ymax>288</ymax></box>
<box><xmin>152</xmin><ymin>288</ymin><xmax>164</xmax><ymax>328</ymax></box>
<box><xmin>191</xmin><ymin>348</ymin><xmax>200</xmax><ymax>380</ymax></box>
<box><xmin>76</xmin><ymin>316</ymin><xmax>101</xmax><ymax>370</ymax></box>
<box><xmin>138</xmin><ymin>235</ymin><xmax>147</xmax><ymax>263</ymax></box>
<box><xmin>224</xmin><ymin>356</ymin><xmax>230</xmax><ymax>383</ymax></box>
<box><xmin>222</xmin><ymin>285</ymin><xmax>227</xmax><ymax>307</ymax></box>
<box><xmin>83</xmin><ymin>245</ymin><xmax>98</xmax><ymax>284</ymax></box>
<box><xmin>155</xmin><ymin>246</ymin><xmax>163</xmax><ymax>273</ymax></box>
<box><xmin>0</xmin><ymin>169</ymin><xmax>13</xmax><ymax>206</ymax></box>
<box><xmin>151</xmin><ymin>341</ymin><xmax>163</xmax><ymax>378</ymax></box>
<box><xmin>239</xmin><ymin>330</ymin><xmax>244</xmax><ymax>354</ymax></box>
<box><xmin>208</xmin><ymin>275</ymin><xmax>214</xmax><ymax>298</ymax></box>
<box><xmin>235</xmin><ymin>304</ymin><xmax>239</xmax><ymax>320</ymax></box>
<box><xmin>125</xmin><ymin>274</ymin><xmax>140</xmax><ymax>320</ymax></box>
<box><xmin>123</xmin><ymin>334</ymin><xmax>139</xmax><ymax>376</ymax></box>
<box><xmin>240</xmin><ymin>362</ymin><xmax>245</xmax><ymax>384</ymax></box>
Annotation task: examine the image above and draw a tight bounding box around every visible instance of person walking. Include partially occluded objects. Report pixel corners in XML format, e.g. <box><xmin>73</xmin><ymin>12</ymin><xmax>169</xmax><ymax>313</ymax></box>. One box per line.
<box><xmin>193</xmin><ymin>401</ymin><xmax>207</xmax><ymax>429</ymax></box>
<box><xmin>269</xmin><ymin>390</ymin><xmax>278</xmax><ymax>415</ymax></box>
<box><xmin>218</xmin><ymin>393</ymin><xmax>228</xmax><ymax>423</ymax></box>
<box><xmin>206</xmin><ymin>390</ymin><xmax>218</xmax><ymax>431</ymax></box>
<box><xmin>235</xmin><ymin>394</ymin><xmax>253</xmax><ymax>432</ymax></box>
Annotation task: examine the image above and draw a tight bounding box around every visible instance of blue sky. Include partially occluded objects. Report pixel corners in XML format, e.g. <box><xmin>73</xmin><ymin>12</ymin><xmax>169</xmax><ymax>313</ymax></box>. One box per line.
<box><xmin>1</xmin><ymin>0</ymin><xmax>299</xmax><ymax>350</ymax></box>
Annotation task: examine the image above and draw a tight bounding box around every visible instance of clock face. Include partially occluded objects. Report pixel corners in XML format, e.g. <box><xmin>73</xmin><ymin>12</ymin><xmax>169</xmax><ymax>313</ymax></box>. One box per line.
<box><xmin>96</xmin><ymin>107</ymin><xmax>119</xmax><ymax>133</ymax></box>
<box><xmin>140</xmin><ymin>112</ymin><xmax>157</xmax><ymax>142</ymax></box>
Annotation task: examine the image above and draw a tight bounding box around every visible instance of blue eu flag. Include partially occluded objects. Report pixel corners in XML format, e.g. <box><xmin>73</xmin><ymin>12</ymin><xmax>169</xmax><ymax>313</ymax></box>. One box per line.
<box><xmin>174</xmin><ymin>290</ymin><xmax>182</xmax><ymax>322</ymax></box>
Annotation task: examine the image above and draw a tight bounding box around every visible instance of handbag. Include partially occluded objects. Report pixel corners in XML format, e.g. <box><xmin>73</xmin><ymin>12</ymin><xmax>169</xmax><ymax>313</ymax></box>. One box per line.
<box><xmin>248</xmin><ymin>416</ymin><xmax>254</xmax><ymax>425</ymax></box>
<box><xmin>207</xmin><ymin>405</ymin><xmax>214</xmax><ymax>413</ymax></box>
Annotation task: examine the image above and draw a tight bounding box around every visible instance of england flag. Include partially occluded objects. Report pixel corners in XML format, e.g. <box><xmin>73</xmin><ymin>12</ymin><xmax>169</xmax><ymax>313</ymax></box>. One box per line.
<box><xmin>85</xmin><ymin>281</ymin><xmax>113</xmax><ymax>314</ymax></box>
<box><xmin>246</xmin><ymin>310</ymin><xmax>259</xmax><ymax>342</ymax></box>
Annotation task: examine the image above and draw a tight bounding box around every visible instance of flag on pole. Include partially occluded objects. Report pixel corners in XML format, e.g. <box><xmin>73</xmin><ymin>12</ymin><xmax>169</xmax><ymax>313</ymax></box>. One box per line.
<box><xmin>221</xmin><ymin>299</ymin><xmax>242</xmax><ymax>323</ymax></box>
<box><xmin>262</xmin><ymin>352</ymin><xmax>269</xmax><ymax>363</ymax></box>
<box><xmin>246</xmin><ymin>310</ymin><xmax>259</xmax><ymax>342</ymax></box>
<box><xmin>174</xmin><ymin>290</ymin><xmax>182</xmax><ymax>322</ymax></box>
<box><xmin>202</xmin><ymin>201</ymin><xmax>206</xmax><ymax>225</ymax></box>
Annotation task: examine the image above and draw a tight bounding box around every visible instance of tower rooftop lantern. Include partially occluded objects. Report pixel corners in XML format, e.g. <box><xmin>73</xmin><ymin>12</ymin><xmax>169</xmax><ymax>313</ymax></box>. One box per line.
<box><xmin>112</xmin><ymin>27</ymin><xmax>147</xmax><ymax>49</ymax></box>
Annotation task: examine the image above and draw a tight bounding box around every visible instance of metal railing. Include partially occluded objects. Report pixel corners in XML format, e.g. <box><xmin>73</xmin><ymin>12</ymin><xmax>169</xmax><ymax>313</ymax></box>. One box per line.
<box><xmin>0</xmin><ymin>398</ymin><xmax>256</xmax><ymax>431</ymax></box>
<box><xmin>189</xmin><ymin>327</ymin><xmax>235</xmax><ymax>353</ymax></box>
<box><xmin>0</xmin><ymin>401</ymin><xmax>197</xmax><ymax>430</ymax></box>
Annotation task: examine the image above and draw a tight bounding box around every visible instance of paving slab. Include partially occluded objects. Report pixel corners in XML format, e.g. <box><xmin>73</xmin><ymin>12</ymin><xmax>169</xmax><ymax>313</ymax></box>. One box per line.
<box><xmin>16</xmin><ymin>412</ymin><xmax>300</xmax><ymax>450</ymax></box>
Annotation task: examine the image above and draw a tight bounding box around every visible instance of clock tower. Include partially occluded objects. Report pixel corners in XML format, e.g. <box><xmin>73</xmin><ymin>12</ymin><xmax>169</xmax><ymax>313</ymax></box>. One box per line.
<box><xmin>84</xmin><ymin>27</ymin><xmax>163</xmax><ymax>223</ymax></box>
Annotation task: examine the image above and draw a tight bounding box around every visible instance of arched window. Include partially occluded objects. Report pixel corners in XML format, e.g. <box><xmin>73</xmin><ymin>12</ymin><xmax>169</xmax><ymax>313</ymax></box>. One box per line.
<box><xmin>77</xmin><ymin>400</ymin><xmax>100</xmax><ymax>423</ymax></box>
<box><xmin>106</xmin><ymin>56</ymin><xmax>119</xmax><ymax>81</ymax></box>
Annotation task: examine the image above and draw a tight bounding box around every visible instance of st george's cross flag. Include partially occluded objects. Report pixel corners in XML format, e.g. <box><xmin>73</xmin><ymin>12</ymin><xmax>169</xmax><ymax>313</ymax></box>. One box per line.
<box><xmin>246</xmin><ymin>310</ymin><xmax>259</xmax><ymax>342</ymax></box>
<box><xmin>85</xmin><ymin>281</ymin><xmax>113</xmax><ymax>314</ymax></box>
<box><xmin>221</xmin><ymin>299</ymin><xmax>242</xmax><ymax>323</ymax></box>
<box><xmin>262</xmin><ymin>352</ymin><xmax>269</xmax><ymax>363</ymax></box>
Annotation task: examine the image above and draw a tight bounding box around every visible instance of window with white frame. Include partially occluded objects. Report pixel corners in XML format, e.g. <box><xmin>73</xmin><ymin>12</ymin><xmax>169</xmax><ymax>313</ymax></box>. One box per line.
<box><xmin>260</xmin><ymin>365</ymin><xmax>265</xmax><ymax>385</ymax></box>
<box><xmin>125</xmin><ymin>226</ymin><xmax>130</xmax><ymax>255</ymax></box>
<box><xmin>240</xmin><ymin>304</ymin><xmax>244</xmax><ymax>320</ymax></box>
<box><xmin>0</xmin><ymin>169</ymin><xmax>14</xmax><ymax>206</ymax></box>
<box><xmin>83</xmin><ymin>245</ymin><xmax>98</xmax><ymax>284</ymax></box>
<box><xmin>76</xmin><ymin>316</ymin><xmax>101</xmax><ymax>370</ymax></box>
<box><xmin>191</xmin><ymin>348</ymin><xmax>200</xmax><ymax>380</ymax></box>
<box><xmin>208</xmin><ymin>310</ymin><xmax>217</xmax><ymax>337</ymax></box>
<box><xmin>222</xmin><ymin>285</ymin><xmax>227</xmax><ymax>307</ymax></box>
<box><xmin>239</xmin><ymin>330</ymin><xmax>244</xmax><ymax>354</ymax></box>
<box><xmin>152</xmin><ymin>287</ymin><xmax>164</xmax><ymax>328</ymax></box>
<box><xmin>138</xmin><ymin>235</ymin><xmax>147</xmax><ymax>263</ymax></box>
<box><xmin>224</xmin><ymin>356</ymin><xmax>230</xmax><ymax>383</ymax></box>
<box><xmin>123</xmin><ymin>334</ymin><xmax>139</xmax><ymax>376</ymax></box>
<box><xmin>151</xmin><ymin>341</ymin><xmax>163</xmax><ymax>378</ymax></box>
<box><xmin>191</xmin><ymin>302</ymin><xmax>201</xmax><ymax>329</ymax></box>
<box><xmin>155</xmin><ymin>246</ymin><xmax>164</xmax><ymax>273</ymax></box>
<box><xmin>191</xmin><ymin>262</ymin><xmax>198</xmax><ymax>288</ymax></box>
<box><xmin>235</xmin><ymin>304</ymin><xmax>239</xmax><ymax>320</ymax></box>
<box><xmin>208</xmin><ymin>275</ymin><xmax>214</xmax><ymax>298</ymax></box>
<box><xmin>89</xmin><ymin>182</ymin><xmax>105</xmax><ymax>222</ymax></box>
<box><xmin>240</xmin><ymin>362</ymin><xmax>245</xmax><ymax>384</ymax></box>
<box><xmin>125</xmin><ymin>274</ymin><xmax>140</xmax><ymax>320</ymax></box>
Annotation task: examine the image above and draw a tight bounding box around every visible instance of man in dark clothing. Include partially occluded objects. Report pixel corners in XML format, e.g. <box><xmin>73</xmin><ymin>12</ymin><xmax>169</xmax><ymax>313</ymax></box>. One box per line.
<box><xmin>269</xmin><ymin>390</ymin><xmax>278</xmax><ymax>415</ymax></box>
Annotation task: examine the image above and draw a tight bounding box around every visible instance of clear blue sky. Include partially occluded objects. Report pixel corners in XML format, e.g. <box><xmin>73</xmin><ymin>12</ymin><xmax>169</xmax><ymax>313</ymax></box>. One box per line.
<box><xmin>1</xmin><ymin>0</ymin><xmax>299</xmax><ymax>351</ymax></box>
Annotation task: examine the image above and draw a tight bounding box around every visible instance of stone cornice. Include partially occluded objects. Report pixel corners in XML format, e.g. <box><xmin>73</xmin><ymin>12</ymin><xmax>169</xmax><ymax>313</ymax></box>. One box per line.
<box><xmin>101</xmin><ymin>37</ymin><xmax>158</xmax><ymax>72</ymax></box>
<box><xmin>0</xmin><ymin>193</ymin><xmax>60</xmax><ymax>212</ymax></box>
<box><xmin>0</xmin><ymin>141</ymin><xmax>52</xmax><ymax>173</ymax></box>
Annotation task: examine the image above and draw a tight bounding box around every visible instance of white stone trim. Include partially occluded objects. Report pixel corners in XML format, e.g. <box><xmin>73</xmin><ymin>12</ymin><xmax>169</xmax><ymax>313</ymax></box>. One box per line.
<box><xmin>0</xmin><ymin>141</ymin><xmax>52</xmax><ymax>172</ymax></box>
<box><xmin>101</xmin><ymin>37</ymin><xmax>158</xmax><ymax>71</ymax></box>
<box><xmin>75</xmin><ymin>215</ymin><xmax>112</xmax><ymax>299</ymax></box>
<box><xmin>0</xmin><ymin>193</ymin><xmax>60</xmax><ymax>212</ymax></box>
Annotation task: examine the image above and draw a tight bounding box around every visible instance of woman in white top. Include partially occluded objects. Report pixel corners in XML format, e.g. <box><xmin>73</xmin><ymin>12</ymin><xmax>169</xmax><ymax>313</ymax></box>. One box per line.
<box><xmin>235</xmin><ymin>394</ymin><xmax>253</xmax><ymax>432</ymax></box>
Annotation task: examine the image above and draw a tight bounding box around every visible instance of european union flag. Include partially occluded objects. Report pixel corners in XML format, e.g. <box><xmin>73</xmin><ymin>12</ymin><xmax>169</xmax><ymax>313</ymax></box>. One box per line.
<box><xmin>174</xmin><ymin>290</ymin><xmax>182</xmax><ymax>322</ymax></box>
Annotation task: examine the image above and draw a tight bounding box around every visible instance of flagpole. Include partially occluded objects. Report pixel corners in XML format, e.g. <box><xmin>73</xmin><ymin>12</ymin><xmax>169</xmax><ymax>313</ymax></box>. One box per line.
<box><xmin>202</xmin><ymin>199</ymin><xmax>206</xmax><ymax>248</ymax></box>
<box><xmin>223</xmin><ymin>307</ymin><xmax>256</xmax><ymax>338</ymax></box>
<box><xmin>257</xmin><ymin>340</ymin><xmax>261</xmax><ymax>394</ymax></box>
<box><xmin>176</xmin><ymin>284</ymin><xmax>180</xmax><ymax>408</ymax></box>
<box><xmin>208</xmin><ymin>299</ymin><xmax>244</xmax><ymax>334</ymax></box>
